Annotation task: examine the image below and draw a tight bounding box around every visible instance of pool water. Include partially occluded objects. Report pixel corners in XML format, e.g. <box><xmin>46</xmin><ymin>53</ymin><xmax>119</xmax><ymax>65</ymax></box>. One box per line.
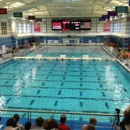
<box><xmin>0</xmin><ymin>59</ymin><xmax>130</xmax><ymax>115</ymax></box>
<box><xmin>25</xmin><ymin>46</ymin><xmax>112</xmax><ymax>58</ymax></box>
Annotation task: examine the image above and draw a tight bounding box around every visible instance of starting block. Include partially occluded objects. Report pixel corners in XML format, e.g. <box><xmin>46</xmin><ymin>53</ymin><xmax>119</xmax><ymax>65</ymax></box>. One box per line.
<box><xmin>82</xmin><ymin>55</ymin><xmax>89</xmax><ymax>59</ymax></box>
<box><xmin>60</xmin><ymin>55</ymin><xmax>66</xmax><ymax>59</ymax></box>
<box><xmin>36</xmin><ymin>54</ymin><xmax>42</xmax><ymax>58</ymax></box>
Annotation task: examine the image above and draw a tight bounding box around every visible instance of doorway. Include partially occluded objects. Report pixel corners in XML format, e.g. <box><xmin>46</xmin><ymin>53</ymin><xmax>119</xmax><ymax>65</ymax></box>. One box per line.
<box><xmin>104</xmin><ymin>36</ymin><xmax>109</xmax><ymax>46</ymax></box>
<box><xmin>35</xmin><ymin>37</ymin><xmax>40</xmax><ymax>45</ymax></box>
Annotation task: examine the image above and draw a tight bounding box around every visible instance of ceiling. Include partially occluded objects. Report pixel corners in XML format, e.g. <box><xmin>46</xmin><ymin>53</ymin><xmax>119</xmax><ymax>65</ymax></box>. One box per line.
<box><xmin>0</xmin><ymin>0</ymin><xmax>129</xmax><ymax>18</ymax></box>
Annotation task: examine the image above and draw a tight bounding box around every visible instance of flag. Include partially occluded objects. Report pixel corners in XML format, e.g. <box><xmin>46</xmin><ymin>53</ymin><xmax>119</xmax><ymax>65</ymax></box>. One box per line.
<box><xmin>80</xmin><ymin>22</ymin><xmax>90</xmax><ymax>29</ymax></box>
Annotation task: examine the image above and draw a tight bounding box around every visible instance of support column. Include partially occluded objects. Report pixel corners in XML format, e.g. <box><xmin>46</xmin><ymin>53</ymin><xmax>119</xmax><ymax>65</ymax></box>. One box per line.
<box><xmin>44</xmin><ymin>37</ymin><xmax>46</xmax><ymax>43</ymax></box>
<box><xmin>11</xmin><ymin>18</ymin><xmax>16</xmax><ymax>34</ymax></box>
<box><xmin>2</xmin><ymin>45</ymin><xmax>6</xmax><ymax>54</ymax></box>
<box><xmin>16</xmin><ymin>40</ymin><xmax>18</xmax><ymax>48</ymax></box>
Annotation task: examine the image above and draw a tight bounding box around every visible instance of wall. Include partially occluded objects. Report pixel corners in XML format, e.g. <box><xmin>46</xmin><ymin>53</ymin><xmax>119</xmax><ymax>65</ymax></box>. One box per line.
<box><xmin>0</xmin><ymin>37</ymin><xmax>15</xmax><ymax>46</ymax></box>
<box><xmin>0</xmin><ymin>16</ymin><xmax>130</xmax><ymax>47</ymax></box>
<box><xmin>38</xmin><ymin>18</ymin><xmax>105</xmax><ymax>44</ymax></box>
<box><xmin>14</xmin><ymin>17</ymin><xmax>108</xmax><ymax>35</ymax></box>
<box><xmin>0</xmin><ymin>19</ymin><xmax>36</xmax><ymax>48</ymax></box>
<box><xmin>0</xmin><ymin>19</ymin><xmax>15</xmax><ymax>49</ymax></box>
<box><xmin>17</xmin><ymin>37</ymin><xmax>35</xmax><ymax>45</ymax></box>
<box><xmin>123</xmin><ymin>38</ymin><xmax>130</xmax><ymax>48</ymax></box>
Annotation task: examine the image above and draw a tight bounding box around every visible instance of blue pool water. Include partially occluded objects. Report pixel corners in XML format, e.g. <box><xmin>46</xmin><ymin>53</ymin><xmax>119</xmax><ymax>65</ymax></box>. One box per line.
<box><xmin>25</xmin><ymin>46</ymin><xmax>112</xmax><ymax>58</ymax></box>
<box><xmin>0</xmin><ymin>59</ymin><xmax>130</xmax><ymax>115</ymax></box>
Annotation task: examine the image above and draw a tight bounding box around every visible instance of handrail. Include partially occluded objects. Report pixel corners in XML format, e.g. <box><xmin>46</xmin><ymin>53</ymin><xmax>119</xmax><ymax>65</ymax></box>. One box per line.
<box><xmin>0</xmin><ymin>108</ymin><xmax>124</xmax><ymax>128</ymax></box>
<box><xmin>0</xmin><ymin>108</ymin><xmax>124</xmax><ymax>117</ymax></box>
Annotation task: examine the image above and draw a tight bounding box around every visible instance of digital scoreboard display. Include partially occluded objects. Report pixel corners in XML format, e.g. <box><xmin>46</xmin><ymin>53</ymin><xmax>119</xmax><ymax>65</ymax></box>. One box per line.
<box><xmin>52</xmin><ymin>19</ymin><xmax>91</xmax><ymax>31</ymax></box>
<box><xmin>52</xmin><ymin>21</ymin><xmax>62</xmax><ymax>30</ymax></box>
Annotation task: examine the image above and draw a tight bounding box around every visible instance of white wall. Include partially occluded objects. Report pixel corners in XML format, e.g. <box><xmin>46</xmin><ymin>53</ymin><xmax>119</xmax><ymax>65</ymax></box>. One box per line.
<box><xmin>0</xmin><ymin>17</ymin><xmax>129</xmax><ymax>38</ymax></box>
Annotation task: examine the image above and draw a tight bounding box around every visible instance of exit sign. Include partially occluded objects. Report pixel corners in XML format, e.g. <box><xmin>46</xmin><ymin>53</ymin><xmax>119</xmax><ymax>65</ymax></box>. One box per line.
<box><xmin>13</xmin><ymin>12</ymin><xmax>23</xmax><ymax>17</ymax></box>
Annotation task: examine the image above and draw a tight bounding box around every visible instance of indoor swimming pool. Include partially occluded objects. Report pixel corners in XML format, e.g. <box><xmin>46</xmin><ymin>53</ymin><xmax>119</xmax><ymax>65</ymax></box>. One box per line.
<box><xmin>0</xmin><ymin>58</ymin><xmax>130</xmax><ymax>117</ymax></box>
<box><xmin>25</xmin><ymin>46</ymin><xmax>112</xmax><ymax>58</ymax></box>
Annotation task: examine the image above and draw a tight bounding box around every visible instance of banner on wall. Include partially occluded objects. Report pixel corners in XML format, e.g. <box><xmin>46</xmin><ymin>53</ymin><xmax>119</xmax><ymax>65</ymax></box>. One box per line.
<box><xmin>34</xmin><ymin>22</ymin><xmax>41</xmax><ymax>32</ymax></box>
<box><xmin>99</xmin><ymin>17</ymin><xmax>105</xmax><ymax>21</ymax></box>
<box><xmin>84</xmin><ymin>40</ymin><xmax>88</xmax><ymax>43</ymax></box>
<box><xmin>102</xmin><ymin>15</ymin><xmax>110</xmax><ymax>20</ymax></box>
<box><xmin>35</xmin><ymin>18</ymin><xmax>42</xmax><ymax>22</ymax></box>
<box><xmin>103</xmin><ymin>20</ymin><xmax>111</xmax><ymax>31</ymax></box>
<box><xmin>107</xmin><ymin>11</ymin><xmax>117</xmax><ymax>16</ymax></box>
<box><xmin>28</xmin><ymin>16</ymin><xmax>35</xmax><ymax>20</ymax></box>
<box><xmin>0</xmin><ymin>8</ymin><xmax>7</xmax><ymax>14</ymax></box>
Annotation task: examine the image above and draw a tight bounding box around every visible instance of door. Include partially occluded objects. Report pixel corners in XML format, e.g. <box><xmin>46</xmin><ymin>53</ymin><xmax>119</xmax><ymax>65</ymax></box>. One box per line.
<box><xmin>35</xmin><ymin>37</ymin><xmax>40</xmax><ymax>45</ymax></box>
<box><xmin>104</xmin><ymin>36</ymin><xmax>109</xmax><ymax>46</ymax></box>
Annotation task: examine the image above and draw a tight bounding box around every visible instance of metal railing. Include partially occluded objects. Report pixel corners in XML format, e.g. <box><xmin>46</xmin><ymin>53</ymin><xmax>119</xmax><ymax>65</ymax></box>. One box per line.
<box><xmin>0</xmin><ymin>108</ymin><xmax>124</xmax><ymax>130</ymax></box>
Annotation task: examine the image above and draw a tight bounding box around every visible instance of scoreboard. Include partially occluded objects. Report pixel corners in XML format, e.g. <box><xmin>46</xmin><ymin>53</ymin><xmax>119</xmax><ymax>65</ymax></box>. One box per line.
<box><xmin>52</xmin><ymin>19</ymin><xmax>91</xmax><ymax>31</ymax></box>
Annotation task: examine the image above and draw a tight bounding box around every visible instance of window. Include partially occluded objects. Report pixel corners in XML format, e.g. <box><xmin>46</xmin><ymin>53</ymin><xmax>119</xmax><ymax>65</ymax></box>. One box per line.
<box><xmin>32</xmin><ymin>23</ymin><xmax>34</xmax><ymax>32</ymax></box>
<box><xmin>19</xmin><ymin>23</ymin><xmax>22</xmax><ymax>33</ymax></box>
<box><xmin>110</xmin><ymin>23</ymin><xmax>113</xmax><ymax>32</ymax></box>
<box><xmin>27</xmin><ymin>23</ymin><xmax>32</xmax><ymax>33</ymax></box>
<box><xmin>113</xmin><ymin>23</ymin><xmax>118</xmax><ymax>32</ymax></box>
<box><xmin>23</xmin><ymin>23</ymin><xmax>26</xmax><ymax>33</ymax></box>
<box><xmin>1</xmin><ymin>22</ymin><xmax>7</xmax><ymax>35</ymax></box>
<box><xmin>119</xmin><ymin>23</ymin><xmax>124</xmax><ymax>33</ymax></box>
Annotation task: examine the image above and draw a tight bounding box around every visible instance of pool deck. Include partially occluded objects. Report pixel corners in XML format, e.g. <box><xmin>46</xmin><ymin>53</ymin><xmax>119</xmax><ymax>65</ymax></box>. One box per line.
<box><xmin>0</xmin><ymin>48</ymin><xmax>31</xmax><ymax>60</ymax></box>
<box><xmin>1</xmin><ymin>45</ymin><xmax>130</xmax><ymax>71</ymax></box>
<box><xmin>103</xmin><ymin>46</ymin><xmax>130</xmax><ymax>70</ymax></box>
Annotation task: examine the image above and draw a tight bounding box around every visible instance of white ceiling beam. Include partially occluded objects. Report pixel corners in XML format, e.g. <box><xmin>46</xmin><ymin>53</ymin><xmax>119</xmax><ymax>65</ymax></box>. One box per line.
<box><xmin>0</xmin><ymin>0</ymin><xmax>17</xmax><ymax>4</ymax></box>
<box><xmin>23</xmin><ymin>14</ymin><xmax>100</xmax><ymax>18</ymax></box>
<box><xmin>71</xmin><ymin>9</ymin><xmax>81</xmax><ymax>16</ymax></box>
<box><xmin>0</xmin><ymin>3</ymin><xmax>7</xmax><ymax>7</ymax></box>
<box><xmin>46</xmin><ymin>7</ymin><xmax>93</xmax><ymax>9</ymax></box>
<box><xmin>41</xmin><ymin>7</ymin><xmax>107</xmax><ymax>12</ymax></box>
<box><xmin>25</xmin><ymin>8</ymin><xmax>107</xmax><ymax>14</ymax></box>
<box><xmin>46</xmin><ymin>6</ymin><xmax>51</xmax><ymax>16</ymax></box>
<box><xmin>7</xmin><ymin>0</ymin><xmax>53</xmax><ymax>16</ymax></box>
<box><xmin>0</xmin><ymin>0</ymin><xmax>127</xmax><ymax>18</ymax></box>
<box><xmin>59</xmin><ymin>10</ymin><xmax>69</xmax><ymax>16</ymax></box>
<box><xmin>91</xmin><ymin>0</ymin><xmax>97</xmax><ymax>15</ymax></box>
<box><xmin>0</xmin><ymin>0</ymin><xmax>16</xmax><ymax>7</ymax></box>
<box><xmin>19</xmin><ymin>0</ymin><xmax>28</xmax><ymax>4</ymax></box>
<box><xmin>69</xmin><ymin>2</ymin><xmax>76</xmax><ymax>7</ymax></box>
<box><xmin>48</xmin><ymin>1</ymin><xmax>94</xmax><ymax>6</ymax></box>
<box><xmin>102</xmin><ymin>0</ymin><xmax>113</xmax><ymax>9</ymax></box>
